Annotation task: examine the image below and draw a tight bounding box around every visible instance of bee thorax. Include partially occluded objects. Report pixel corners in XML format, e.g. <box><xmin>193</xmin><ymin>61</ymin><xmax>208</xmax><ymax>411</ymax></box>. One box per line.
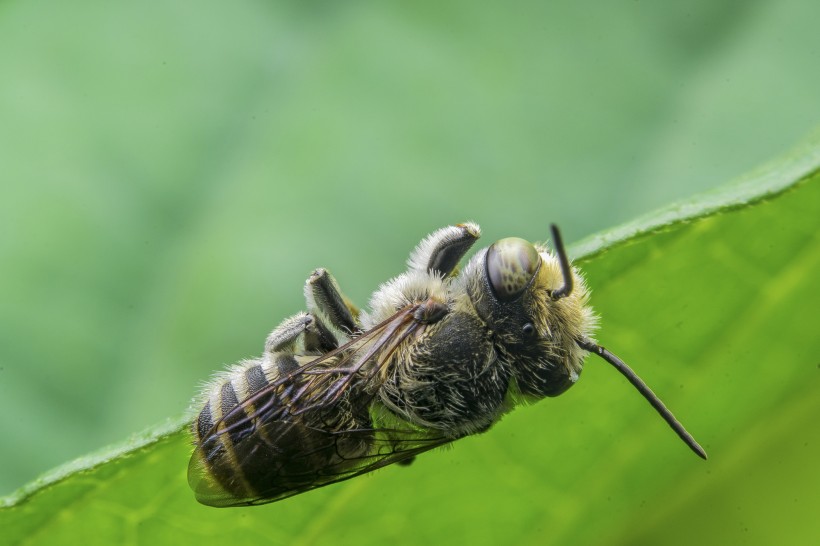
<box><xmin>379</xmin><ymin>310</ymin><xmax>510</xmax><ymax>436</ymax></box>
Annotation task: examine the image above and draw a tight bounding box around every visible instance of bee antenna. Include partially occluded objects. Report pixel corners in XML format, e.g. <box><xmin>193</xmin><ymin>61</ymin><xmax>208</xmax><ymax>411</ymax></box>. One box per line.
<box><xmin>549</xmin><ymin>224</ymin><xmax>573</xmax><ymax>299</ymax></box>
<box><xmin>577</xmin><ymin>338</ymin><xmax>708</xmax><ymax>460</ymax></box>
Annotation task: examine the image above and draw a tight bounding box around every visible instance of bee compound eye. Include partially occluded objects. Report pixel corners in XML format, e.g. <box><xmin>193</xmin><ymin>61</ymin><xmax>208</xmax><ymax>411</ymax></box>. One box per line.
<box><xmin>486</xmin><ymin>238</ymin><xmax>541</xmax><ymax>301</ymax></box>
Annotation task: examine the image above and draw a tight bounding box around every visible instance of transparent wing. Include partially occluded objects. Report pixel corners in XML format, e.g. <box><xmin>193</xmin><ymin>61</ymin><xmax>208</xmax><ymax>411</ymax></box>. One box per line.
<box><xmin>188</xmin><ymin>421</ymin><xmax>453</xmax><ymax>507</ymax></box>
<box><xmin>188</xmin><ymin>304</ymin><xmax>455</xmax><ymax>507</ymax></box>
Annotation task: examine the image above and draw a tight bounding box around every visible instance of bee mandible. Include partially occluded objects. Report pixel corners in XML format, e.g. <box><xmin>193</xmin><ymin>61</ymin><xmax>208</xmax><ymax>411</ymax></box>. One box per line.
<box><xmin>189</xmin><ymin>223</ymin><xmax>706</xmax><ymax>507</ymax></box>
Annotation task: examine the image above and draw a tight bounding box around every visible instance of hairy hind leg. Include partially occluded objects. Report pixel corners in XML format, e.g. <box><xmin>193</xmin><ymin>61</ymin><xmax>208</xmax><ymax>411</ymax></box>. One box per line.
<box><xmin>264</xmin><ymin>312</ymin><xmax>338</xmax><ymax>355</ymax></box>
<box><xmin>264</xmin><ymin>268</ymin><xmax>361</xmax><ymax>356</ymax></box>
<box><xmin>407</xmin><ymin>223</ymin><xmax>481</xmax><ymax>277</ymax></box>
<box><xmin>304</xmin><ymin>268</ymin><xmax>361</xmax><ymax>335</ymax></box>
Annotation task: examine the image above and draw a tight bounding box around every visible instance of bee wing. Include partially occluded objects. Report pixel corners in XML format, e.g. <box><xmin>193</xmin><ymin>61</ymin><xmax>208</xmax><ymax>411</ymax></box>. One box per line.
<box><xmin>188</xmin><ymin>304</ymin><xmax>455</xmax><ymax>507</ymax></box>
<box><xmin>188</xmin><ymin>422</ymin><xmax>453</xmax><ymax>507</ymax></box>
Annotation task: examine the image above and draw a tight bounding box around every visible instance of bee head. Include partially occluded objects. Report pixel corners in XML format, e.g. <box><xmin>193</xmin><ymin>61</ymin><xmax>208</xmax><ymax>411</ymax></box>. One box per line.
<box><xmin>462</xmin><ymin>225</ymin><xmax>707</xmax><ymax>459</ymax></box>
<box><xmin>464</xmin><ymin>228</ymin><xmax>596</xmax><ymax>398</ymax></box>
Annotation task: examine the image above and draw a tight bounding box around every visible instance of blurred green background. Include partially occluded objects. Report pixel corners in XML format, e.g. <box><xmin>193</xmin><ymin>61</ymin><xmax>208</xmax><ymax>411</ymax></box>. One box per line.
<box><xmin>0</xmin><ymin>0</ymin><xmax>818</xmax><ymax>511</ymax></box>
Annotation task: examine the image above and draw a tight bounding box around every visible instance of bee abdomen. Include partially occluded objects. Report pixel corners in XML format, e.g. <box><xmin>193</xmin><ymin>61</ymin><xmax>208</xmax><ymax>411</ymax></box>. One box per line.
<box><xmin>244</xmin><ymin>363</ymin><xmax>268</xmax><ymax>395</ymax></box>
<box><xmin>192</xmin><ymin>355</ymin><xmax>297</xmax><ymax>498</ymax></box>
<box><xmin>193</xmin><ymin>353</ymin><xmax>374</xmax><ymax>501</ymax></box>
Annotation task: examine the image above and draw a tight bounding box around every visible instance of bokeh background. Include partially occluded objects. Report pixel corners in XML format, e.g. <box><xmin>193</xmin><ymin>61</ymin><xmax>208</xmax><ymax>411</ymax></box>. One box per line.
<box><xmin>1</xmin><ymin>0</ymin><xmax>819</xmax><ymax>505</ymax></box>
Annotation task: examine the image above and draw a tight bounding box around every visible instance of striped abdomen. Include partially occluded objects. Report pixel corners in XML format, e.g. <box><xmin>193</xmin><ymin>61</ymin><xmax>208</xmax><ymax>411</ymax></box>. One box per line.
<box><xmin>191</xmin><ymin>352</ymin><xmax>373</xmax><ymax>503</ymax></box>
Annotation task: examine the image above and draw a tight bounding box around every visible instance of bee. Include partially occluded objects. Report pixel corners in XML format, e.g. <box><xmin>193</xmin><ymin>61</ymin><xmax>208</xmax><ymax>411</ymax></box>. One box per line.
<box><xmin>188</xmin><ymin>223</ymin><xmax>706</xmax><ymax>507</ymax></box>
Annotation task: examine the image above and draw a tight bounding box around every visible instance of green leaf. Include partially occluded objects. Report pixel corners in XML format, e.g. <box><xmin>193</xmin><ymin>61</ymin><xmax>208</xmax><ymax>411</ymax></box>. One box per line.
<box><xmin>2</xmin><ymin>131</ymin><xmax>818</xmax><ymax>545</ymax></box>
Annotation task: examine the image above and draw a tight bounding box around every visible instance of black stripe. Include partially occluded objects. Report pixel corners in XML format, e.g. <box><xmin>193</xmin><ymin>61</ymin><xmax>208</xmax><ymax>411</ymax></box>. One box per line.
<box><xmin>220</xmin><ymin>381</ymin><xmax>254</xmax><ymax>451</ymax></box>
<box><xmin>217</xmin><ymin>382</ymin><xmax>256</xmax><ymax>497</ymax></box>
<box><xmin>245</xmin><ymin>364</ymin><xmax>268</xmax><ymax>395</ymax></box>
<box><xmin>196</xmin><ymin>403</ymin><xmax>214</xmax><ymax>443</ymax></box>
<box><xmin>196</xmin><ymin>401</ymin><xmax>245</xmax><ymax>498</ymax></box>
<box><xmin>274</xmin><ymin>353</ymin><xmax>299</xmax><ymax>376</ymax></box>
<box><xmin>220</xmin><ymin>381</ymin><xmax>239</xmax><ymax>417</ymax></box>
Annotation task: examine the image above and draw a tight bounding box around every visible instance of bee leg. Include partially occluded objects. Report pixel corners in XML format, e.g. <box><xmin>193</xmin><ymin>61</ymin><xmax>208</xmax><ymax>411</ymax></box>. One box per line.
<box><xmin>305</xmin><ymin>268</ymin><xmax>361</xmax><ymax>334</ymax></box>
<box><xmin>407</xmin><ymin>222</ymin><xmax>481</xmax><ymax>277</ymax></box>
<box><xmin>264</xmin><ymin>312</ymin><xmax>338</xmax><ymax>354</ymax></box>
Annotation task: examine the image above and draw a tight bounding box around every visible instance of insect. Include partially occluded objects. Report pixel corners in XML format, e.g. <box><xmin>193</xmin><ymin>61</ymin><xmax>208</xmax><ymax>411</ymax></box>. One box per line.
<box><xmin>188</xmin><ymin>223</ymin><xmax>706</xmax><ymax>507</ymax></box>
